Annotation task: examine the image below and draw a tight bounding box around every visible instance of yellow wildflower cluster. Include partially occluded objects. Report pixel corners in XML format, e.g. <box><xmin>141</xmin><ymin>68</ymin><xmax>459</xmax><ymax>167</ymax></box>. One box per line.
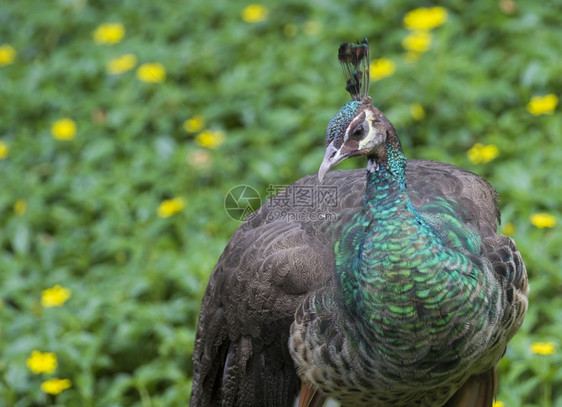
<box><xmin>183</xmin><ymin>115</ymin><xmax>205</xmax><ymax>133</ymax></box>
<box><xmin>0</xmin><ymin>140</ymin><xmax>8</xmax><ymax>159</ymax></box>
<box><xmin>530</xmin><ymin>213</ymin><xmax>556</xmax><ymax>229</ymax></box>
<box><xmin>493</xmin><ymin>401</ymin><xmax>504</xmax><ymax>407</ymax></box>
<box><xmin>467</xmin><ymin>143</ymin><xmax>499</xmax><ymax>164</ymax></box>
<box><xmin>409</xmin><ymin>103</ymin><xmax>426</xmax><ymax>121</ymax></box>
<box><xmin>14</xmin><ymin>199</ymin><xmax>27</xmax><ymax>216</ymax></box>
<box><xmin>93</xmin><ymin>23</ymin><xmax>125</xmax><ymax>45</ymax></box>
<box><xmin>530</xmin><ymin>341</ymin><xmax>556</xmax><ymax>355</ymax></box>
<box><xmin>527</xmin><ymin>94</ymin><xmax>558</xmax><ymax>115</ymax></box>
<box><xmin>370</xmin><ymin>58</ymin><xmax>396</xmax><ymax>81</ymax></box>
<box><xmin>107</xmin><ymin>54</ymin><xmax>137</xmax><ymax>75</ymax></box>
<box><xmin>184</xmin><ymin>116</ymin><xmax>226</xmax><ymax>150</ymax></box>
<box><xmin>241</xmin><ymin>4</ymin><xmax>268</xmax><ymax>23</ymax></box>
<box><xmin>136</xmin><ymin>63</ymin><xmax>166</xmax><ymax>83</ymax></box>
<box><xmin>51</xmin><ymin>118</ymin><xmax>77</xmax><ymax>141</ymax></box>
<box><xmin>402</xmin><ymin>30</ymin><xmax>432</xmax><ymax>54</ymax></box>
<box><xmin>0</xmin><ymin>44</ymin><xmax>16</xmax><ymax>66</ymax></box>
<box><xmin>157</xmin><ymin>197</ymin><xmax>186</xmax><ymax>218</ymax></box>
<box><xmin>402</xmin><ymin>7</ymin><xmax>447</xmax><ymax>60</ymax></box>
<box><xmin>41</xmin><ymin>378</ymin><xmax>72</xmax><ymax>395</ymax></box>
<box><xmin>404</xmin><ymin>7</ymin><xmax>448</xmax><ymax>31</ymax></box>
<box><xmin>196</xmin><ymin>130</ymin><xmax>226</xmax><ymax>149</ymax></box>
<box><xmin>27</xmin><ymin>351</ymin><xmax>58</xmax><ymax>374</ymax></box>
<box><xmin>27</xmin><ymin>354</ymin><xmax>73</xmax><ymax>395</ymax></box>
<box><xmin>41</xmin><ymin>285</ymin><xmax>72</xmax><ymax>307</ymax></box>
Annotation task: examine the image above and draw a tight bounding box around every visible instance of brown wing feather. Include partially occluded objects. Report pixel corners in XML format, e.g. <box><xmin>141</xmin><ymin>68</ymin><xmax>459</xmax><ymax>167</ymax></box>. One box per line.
<box><xmin>444</xmin><ymin>368</ymin><xmax>497</xmax><ymax>407</ymax></box>
<box><xmin>191</xmin><ymin>169</ymin><xmax>364</xmax><ymax>406</ymax></box>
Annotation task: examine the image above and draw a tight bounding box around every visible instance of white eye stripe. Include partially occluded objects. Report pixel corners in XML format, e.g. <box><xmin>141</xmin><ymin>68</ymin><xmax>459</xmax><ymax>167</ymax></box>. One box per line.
<box><xmin>358</xmin><ymin>122</ymin><xmax>375</xmax><ymax>149</ymax></box>
<box><xmin>358</xmin><ymin>112</ymin><xmax>379</xmax><ymax>149</ymax></box>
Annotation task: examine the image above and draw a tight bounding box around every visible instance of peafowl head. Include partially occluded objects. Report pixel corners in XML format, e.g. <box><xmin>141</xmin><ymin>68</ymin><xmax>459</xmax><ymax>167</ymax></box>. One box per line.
<box><xmin>319</xmin><ymin>39</ymin><xmax>403</xmax><ymax>182</ymax></box>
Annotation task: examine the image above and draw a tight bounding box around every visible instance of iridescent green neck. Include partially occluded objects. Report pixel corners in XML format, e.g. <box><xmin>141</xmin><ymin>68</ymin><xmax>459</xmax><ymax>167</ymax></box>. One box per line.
<box><xmin>335</xmin><ymin>144</ymin><xmax>450</xmax><ymax>344</ymax></box>
<box><xmin>363</xmin><ymin>148</ymin><xmax>423</xmax><ymax>225</ymax></box>
<box><xmin>333</xmin><ymin>154</ymin><xmax>491</xmax><ymax>367</ymax></box>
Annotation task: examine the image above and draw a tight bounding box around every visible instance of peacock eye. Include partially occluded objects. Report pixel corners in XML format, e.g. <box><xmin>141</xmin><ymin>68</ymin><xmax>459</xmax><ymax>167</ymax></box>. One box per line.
<box><xmin>351</xmin><ymin>125</ymin><xmax>364</xmax><ymax>138</ymax></box>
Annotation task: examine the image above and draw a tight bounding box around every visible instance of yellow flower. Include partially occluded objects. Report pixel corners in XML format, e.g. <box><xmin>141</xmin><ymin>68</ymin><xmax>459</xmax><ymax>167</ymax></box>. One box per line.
<box><xmin>493</xmin><ymin>401</ymin><xmax>504</xmax><ymax>407</ymax></box>
<box><xmin>183</xmin><ymin>115</ymin><xmax>205</xmax><ymax>133</ymax></box>
<box><xmin>404</xmin><ymin>7</ymin><xmax>448</xmax><ymax>31</ymax></box>
<box><xmin>0</xmin><ymin>44</ymin><xmax>16</xmax><ymax>66</ymax></box>
<box><xmin>530</xmin><ymin>213</ymin><xmax>556</xmax><ymax>229</ymax></box>
<box><xmin>26</xmin><ymin>351</ymin><xmax>58</xmax><ymax>374</ymax></box>
<box><xmin>51</xmin><ymin>118</ymin><xmax>77</xmax><ymax>141</ymax></box>
<box><xmin>467</xmin><ymin>143</ymin><xmax>499</xmax><ymax>164</ymax></box>
<box><xmin>0</xmin><ymin>140</ymin><xmax>8</xmax><ymax>159</ymax></box>
<box><xmin>530</xmin><ymin>342</ymin><xmax>555</xmax><ymax>355</ymax></box>
<box><xmin>14</xmin><ymin>199</ymin><xmax>27</xmax><ymax>216</ymax></box>
<box><xmin>502</xmin><ymin>222</ymin><xmax>516</xmax><ymax>236</ymax></box>
<box><xmin>41</xmin><ymin>285</ymin><xmax>71</xmax><ymax>307</ymax></box>
<box><xmin>283</xmin><ymin>23</ymin><xmax>298</xmax><ymax>37</ymax></box>
<box><xmin>93</xmin><ymin>23</ymin><xmax>125</xmax><ymax>45</ymax></box>
<box><xmin>410</xmin><ymin>103</ymin><xmax>425</xmax><ymax>121</ymax></box>
<box><xmin>527</xmin><ymin>94</ymin><xmax>558</xmax><ymax>115</ymax></box>
<box><xmin>370</xmin><ymin>58</ymin><xmax>396</xmax><ymax>81</ymax></box>
<box><xmin>107</xmin><ymin>54</ymin><xmax>137</xmax><ymax>75</ymax></box>
<box><xmin>136</xmin><ymin>63</ymin><xmax>166</xmax><ymax>83</ymax></box>
<box><xmin>303</xmin><ymin>21</ymin><xmax>321</xmax><ymax>36</ymax></box>
<box><xmin>41</xmin><ymin>378</ymin><xmax>72</xmax><ymax>395</ymax></box>
<box><xmin>157</xmin><ymin>197</ymin><xmax>186</xmax><ymax>218</ymax></box>
<box><xmin>196</xmin><ymin>130</ymin><xmax>226</xmax><ymax>149</ymax></box>
<box><xmin>241</xmin><ymin>4</ymin><xmax>268</xmax><ymax>23</ymax></box>
<box><xmin>402</xmin><ymin>31</ymin><xmax>432</xmax><ymax>53</ymax></box>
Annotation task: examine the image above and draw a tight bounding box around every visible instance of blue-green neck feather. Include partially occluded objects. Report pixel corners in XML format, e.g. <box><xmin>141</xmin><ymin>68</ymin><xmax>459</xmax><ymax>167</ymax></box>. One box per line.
<box><xmin>334</xmin><ymin>141</ymin><xmax>492</xmax><ymax>361</ymax></box>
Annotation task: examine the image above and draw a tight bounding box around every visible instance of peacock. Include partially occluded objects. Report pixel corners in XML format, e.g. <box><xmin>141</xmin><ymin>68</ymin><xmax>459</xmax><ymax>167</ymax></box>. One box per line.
<box><xmin>190</xmin><ymin>39</ymin><xmax>528</xmax><ymax>407</ymax></box>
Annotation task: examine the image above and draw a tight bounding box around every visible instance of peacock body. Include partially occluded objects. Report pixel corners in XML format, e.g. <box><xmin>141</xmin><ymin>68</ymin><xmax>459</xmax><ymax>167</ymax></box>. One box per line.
<box><xmin>190</xmin><ymin>40</ymin><xmax>528</xmax><ymax>407</ymax></box>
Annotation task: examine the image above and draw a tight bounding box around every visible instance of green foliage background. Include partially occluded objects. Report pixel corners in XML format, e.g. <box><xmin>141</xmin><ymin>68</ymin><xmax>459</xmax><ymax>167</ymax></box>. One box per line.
<box><xmin>1</xmin><ymin>0</ymin><xmax>561</xmax><ymax>406</ymax></box>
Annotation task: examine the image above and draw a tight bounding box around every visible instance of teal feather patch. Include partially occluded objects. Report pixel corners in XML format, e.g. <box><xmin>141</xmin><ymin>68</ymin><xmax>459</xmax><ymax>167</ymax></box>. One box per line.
<box><xmin>333</xmin><ymin>152</ymin><xmax>497</xmax><ymax>366</ymax></box>
<box><xmin>326</xmin><ymin>101</ymin><xmax>362</xmax><ymax>144</ymax></box>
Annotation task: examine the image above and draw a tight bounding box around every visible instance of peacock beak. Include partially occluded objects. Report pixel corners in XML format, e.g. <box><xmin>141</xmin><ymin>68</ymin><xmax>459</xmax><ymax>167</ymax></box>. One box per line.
<box><xmin>318</xmin><ymin>141</ymin><xmax>345</xmax><ymax>183</ymax></box>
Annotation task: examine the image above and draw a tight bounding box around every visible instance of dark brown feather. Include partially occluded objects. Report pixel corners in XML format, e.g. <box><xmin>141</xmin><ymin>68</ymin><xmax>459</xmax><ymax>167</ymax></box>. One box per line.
<box><xmin>444</xmin><ymin>368</ymin><xmax>497</xmax><ymax>407</ymax></box>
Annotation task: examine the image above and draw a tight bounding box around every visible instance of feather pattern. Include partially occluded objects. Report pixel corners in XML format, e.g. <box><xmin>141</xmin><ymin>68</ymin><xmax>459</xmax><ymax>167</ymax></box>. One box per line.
<box><xmin>290</xmin><ymin>157</ymin><xmax>527</xmax><ymax>406</ymax></box>
<box><xmin>191</xmin><ymin>163</ymin><xmax>527</xmax><ymax>406</ymax></box>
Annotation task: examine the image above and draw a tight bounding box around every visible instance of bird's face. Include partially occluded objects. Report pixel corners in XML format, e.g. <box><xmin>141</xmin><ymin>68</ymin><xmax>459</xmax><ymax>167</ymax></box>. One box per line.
<box><xmin>319</xmin><ymin>102</ymin><xmax>393</xmax><ymax>182</ymax></box>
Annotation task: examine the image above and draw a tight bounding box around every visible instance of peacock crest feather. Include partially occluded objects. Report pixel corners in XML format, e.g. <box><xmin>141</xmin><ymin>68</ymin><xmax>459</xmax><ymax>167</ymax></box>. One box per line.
<box><xmin>338</xmin><ymin>38</ymin><xmax>371</xmax><ymax>102</ymax></box>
